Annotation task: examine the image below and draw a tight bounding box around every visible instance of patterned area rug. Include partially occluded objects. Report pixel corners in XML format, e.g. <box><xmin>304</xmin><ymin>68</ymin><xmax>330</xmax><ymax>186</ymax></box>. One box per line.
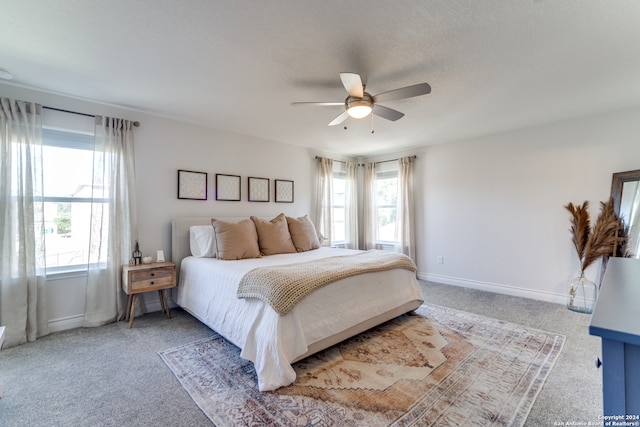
<box><xmin>159</xmin><ymin>304</ymin><xmax>564</xmax><ymax>426</ymax></box>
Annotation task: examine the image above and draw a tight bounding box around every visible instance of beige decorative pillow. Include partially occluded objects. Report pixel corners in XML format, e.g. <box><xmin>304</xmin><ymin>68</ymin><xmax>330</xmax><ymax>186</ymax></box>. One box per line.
<box><xmin>286</xmin><ymin>215</ymin><xmax>321</xmax><ymax>252</ymax></box>
<box><xmin>251</xmin><ymin>213</ymin><xmax>297</xmax><ymax>256</ymax></box>
<box><xmin>210</xmin><ymin>218</ymin><xmax>260</xmax><ymax>260</ymax></box>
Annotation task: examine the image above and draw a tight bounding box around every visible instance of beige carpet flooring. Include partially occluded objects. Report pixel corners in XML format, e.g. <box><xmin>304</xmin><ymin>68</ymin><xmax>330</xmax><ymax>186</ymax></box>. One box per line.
<box><xmin>0</xmin><ymin>281</ymin><xmax>602</xmax><ymax>426</ymax></box>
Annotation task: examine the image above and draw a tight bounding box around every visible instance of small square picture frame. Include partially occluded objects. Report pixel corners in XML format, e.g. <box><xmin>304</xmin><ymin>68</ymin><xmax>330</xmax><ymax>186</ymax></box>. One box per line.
<box><xmin>215</xmin><ymin>174</ymin><xmax>241</xmax><ymax>201</ymax></box>
<box><xmin>248</xmin><ymin>177</ymin><xmax>269</xmax><ymax>202</ymax></box>
<box><xmin>275</xmin><ymin>179</ymin><xmax>294</xmax><ymax>203</ymax></box>
<box><xmin>177</xmin><ymin>170</ymin><xmax>207</xmax><ymax>200</ymax></box>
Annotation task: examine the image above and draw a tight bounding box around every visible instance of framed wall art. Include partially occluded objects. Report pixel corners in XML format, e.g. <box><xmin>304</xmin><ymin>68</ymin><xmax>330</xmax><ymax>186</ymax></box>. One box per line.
<box><xmin>248</xmin><ymin>177</ymin><xmax>269</xmax><ymax>202</ymax></box>
<box><xmin>177</xmin><ymin>169</ymin><xmax>207</xmax><ymax>200</ymax></box>
<box><xmin>275</xmin><ymin>179</ymin><xmax>294</xmax><ymax>203</ymax></box>
<box><xmin>215</xmin><ymin>174</ymin><xmax>241</xmax><ymax>201</ymax></box>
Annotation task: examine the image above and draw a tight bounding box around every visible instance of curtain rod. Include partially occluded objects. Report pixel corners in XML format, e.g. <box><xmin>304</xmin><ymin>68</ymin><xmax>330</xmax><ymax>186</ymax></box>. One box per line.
<box><xmin>315</xmin><ymin>156</ymin><xmax>348</xmax><ymax>164</ymax></box>
<box><xmin>315</xmin><ymin>155</ymin><xmax>416</xmax><ymax>166</ymax></box>
<box><xmin>373</xmin><ymin>155</ymin><xmax>417</xmax><ymax>165</ymax></box>
<box><xmin>43</xmin><ymin>106</ymin><xmax>140</xmax><ymax>127</ymax></box>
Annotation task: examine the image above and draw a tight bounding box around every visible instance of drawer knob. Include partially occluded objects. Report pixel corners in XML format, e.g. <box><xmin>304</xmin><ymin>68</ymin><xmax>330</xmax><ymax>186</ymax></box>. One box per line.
<box><xmin>150</xmin><ymin>281</ymin><xmax>154</xmax><ymax>285</ymax></box>
<box><xmin>596</xmin><ymin>357</ymin><xmax>602</xmax><ymax>369</ymax></box>
<box><xmin>150</xmin><ymin>273</ymin><xmax>155</xmax><ymax>277</ymax></box>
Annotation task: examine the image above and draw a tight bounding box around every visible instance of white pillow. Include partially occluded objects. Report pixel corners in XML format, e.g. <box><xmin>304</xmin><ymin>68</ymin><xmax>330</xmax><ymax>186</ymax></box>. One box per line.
<box><xmin>189</xmin><ymin>225</ymin><xmax>217</xmax><ymax>257</ymax></box>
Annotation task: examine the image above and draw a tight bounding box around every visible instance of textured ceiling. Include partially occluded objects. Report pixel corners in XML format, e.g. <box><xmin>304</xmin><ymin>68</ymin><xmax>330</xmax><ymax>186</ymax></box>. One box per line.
<box><xmin>2</xmin><ymin>0</ymin><xmax>640</xmax><ymax>156</ymax></box>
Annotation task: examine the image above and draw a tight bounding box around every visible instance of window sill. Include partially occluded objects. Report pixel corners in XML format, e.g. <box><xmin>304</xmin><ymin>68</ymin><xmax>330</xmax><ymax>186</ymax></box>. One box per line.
<box><xmin>46</xmin><ymin>268</ymin><xmax>88</xmax><ymax>280</ymax></box>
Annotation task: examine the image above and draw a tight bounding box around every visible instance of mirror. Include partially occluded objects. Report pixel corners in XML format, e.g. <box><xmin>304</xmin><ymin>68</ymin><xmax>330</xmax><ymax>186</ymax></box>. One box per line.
<box><xmin>611</xmin><ymin>169</ymin><xmax>640</xmax><ymax>258</ymax></box>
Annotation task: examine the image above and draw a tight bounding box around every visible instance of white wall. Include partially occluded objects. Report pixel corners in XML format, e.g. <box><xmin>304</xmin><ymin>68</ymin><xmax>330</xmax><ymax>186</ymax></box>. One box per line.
<box><xmin>4</xmin><ymin>82</ymin><xmax>640</xmax><ymax>330</ymax></box>
<box><xmin>1</xmin><ymin>83</ymin><xmax>316</xmax><ymax>331</ymax></box>
<box><xmin>415</xmin><ymin>107</ymin><xmax>640</xmax><ymax>303</ymax></box>
<box><xmin>133</xmin><ymin>114</ymin><xmax>316</xmax><ymax>263</ymax></box>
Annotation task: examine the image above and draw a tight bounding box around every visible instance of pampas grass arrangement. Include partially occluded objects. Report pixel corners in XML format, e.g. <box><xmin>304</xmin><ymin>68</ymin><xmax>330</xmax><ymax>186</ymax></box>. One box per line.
<box><xmin>565</xmin><ymin>201</ymin><xmax>591</xmax><ymax>270</ymax></box>
<box><xmin>565</xmin><ymin>198</ymin><xmax>627</xmax><ymax>313</ymax></box>
<box><xmin>565</xmin><ymin>197</ymin><xmax>628</xmax><ymax>275</ymax></box>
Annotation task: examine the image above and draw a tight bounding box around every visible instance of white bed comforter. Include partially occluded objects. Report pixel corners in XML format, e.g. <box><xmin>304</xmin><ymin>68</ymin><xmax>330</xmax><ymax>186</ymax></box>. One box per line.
<box><xmin>175</xmin><ymin>247</ymin><xmax>424</xmax><ymax>391</ymax></box>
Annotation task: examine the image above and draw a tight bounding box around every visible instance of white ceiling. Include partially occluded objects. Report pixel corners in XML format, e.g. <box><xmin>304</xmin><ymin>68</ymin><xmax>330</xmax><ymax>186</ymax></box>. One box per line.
<box><xmin>2</xmin><ymin>0</ymin><xmax>640</xmax><ymax>156</ymax></box>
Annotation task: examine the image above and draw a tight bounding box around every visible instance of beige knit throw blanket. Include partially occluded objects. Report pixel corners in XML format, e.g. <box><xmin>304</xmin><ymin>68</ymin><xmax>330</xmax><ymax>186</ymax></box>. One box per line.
<box><xmin>237</xmin><ymin>250</ymin><xmax>417</xmax><ymax>315</ymax></box>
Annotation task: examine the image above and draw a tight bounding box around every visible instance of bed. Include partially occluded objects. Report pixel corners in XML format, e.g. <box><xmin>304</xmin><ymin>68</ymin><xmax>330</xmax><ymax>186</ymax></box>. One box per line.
<box><xmin>171</xmin><ymin>215</ymin><xmax>424</xmax><ymax>391</ymax></box>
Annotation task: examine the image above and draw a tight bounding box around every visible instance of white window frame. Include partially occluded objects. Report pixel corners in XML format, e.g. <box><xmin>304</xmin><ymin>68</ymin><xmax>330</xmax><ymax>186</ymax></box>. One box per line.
<box><xmin>41</xmin><ymin>126</ymin><xmax>104</xmax><ymax>275</ymax></box>
<box><xmin>375</xmin><ymin>168</ymin><xmax>399</xmax><ymax>245</ymax></box>
<box><xmin>331</xmin><ymin>167</ymin><xmax>348</xmax><ymax>246</ymax></box>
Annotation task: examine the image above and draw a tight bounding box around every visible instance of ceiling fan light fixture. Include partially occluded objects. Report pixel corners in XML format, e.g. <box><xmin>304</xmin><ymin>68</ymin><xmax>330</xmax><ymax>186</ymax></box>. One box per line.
<box><xmin>345</xmin><ymin>93</ymin><xmax>374</xmax><ymax>119</ymax></box>
<box><xmin>347</xmin><ymin>104</ymin><xmax>372</xmax><ymax>119</ymax></box>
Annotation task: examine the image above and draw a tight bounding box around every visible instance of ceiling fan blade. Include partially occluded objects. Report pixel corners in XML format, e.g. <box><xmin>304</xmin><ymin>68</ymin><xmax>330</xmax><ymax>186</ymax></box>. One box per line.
<box><xmin>328</xmin><ymin>111</ymin><xmax>349</xmax><ymax>126</ymax></box>
<box><xmin>339</xmin><ymin>72</ymin><xmax>364</xmax><ymax>98</ymax></box>
<box><xmin>373</xmin><ymin>83</ymin><xmax>431</xmax><ymax>103</ymax></box>
<box><xmin>291</xmin><ymin>101</ymin><xmax>344</xmax><ymax>106</ymax></box>
<box><xmin>373</xmin><ymin>104</ymin><xmax>405</xmax><ymax>121</ymax></box>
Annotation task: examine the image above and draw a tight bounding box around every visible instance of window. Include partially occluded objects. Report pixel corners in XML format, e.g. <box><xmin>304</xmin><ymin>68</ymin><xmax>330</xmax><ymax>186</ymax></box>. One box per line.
<box><xmin>42</xmin><ymin>127</ymin><xmax>102</xmax><ymax>272</ymax></box>
<box><xmin>315</xmin><ymin>157</ymin><xmax>358</xmax><ymax>249</ymax></box>
<box><xmin>375</xmin><ymin>170</ymin><xmax>399</xmax><ymax>243</ymax></box>
<box><xmin>331</xmin><ymin>170</ymin><xmax>347</xmax><ymax>244</ymax></box>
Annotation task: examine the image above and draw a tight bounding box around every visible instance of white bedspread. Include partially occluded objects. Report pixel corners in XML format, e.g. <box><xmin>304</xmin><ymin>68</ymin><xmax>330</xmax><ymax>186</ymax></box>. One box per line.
<box><xmin>175</xmin><ymin>247</ymin><xmax>424</xmax><ymax>391</ymax></box>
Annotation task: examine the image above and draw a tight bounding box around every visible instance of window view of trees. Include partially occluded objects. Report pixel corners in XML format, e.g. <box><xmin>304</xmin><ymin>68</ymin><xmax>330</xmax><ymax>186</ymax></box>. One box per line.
<box><xmin>53</xmin><ymin>203</ymin><xmax>71</xmax><ymax>237</ymax></box>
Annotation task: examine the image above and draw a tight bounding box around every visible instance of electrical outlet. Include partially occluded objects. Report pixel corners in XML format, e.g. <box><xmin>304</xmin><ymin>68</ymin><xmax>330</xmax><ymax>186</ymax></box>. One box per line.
<box><xmin>437</xmin><ymin>256</ymin><xmax>444</xmax><ymax>264</ymax></box>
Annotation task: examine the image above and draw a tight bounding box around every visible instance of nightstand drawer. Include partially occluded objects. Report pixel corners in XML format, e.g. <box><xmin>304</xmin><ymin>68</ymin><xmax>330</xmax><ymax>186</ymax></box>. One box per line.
<box><xmin>130</xmin><ymin>266</ymin><xmax>172</xmax><ymax>282</ymax></box>
<box><xmin>129</xmin><ymin>267</ymin><xmax>174</xmax><ymax>291</ymax></box>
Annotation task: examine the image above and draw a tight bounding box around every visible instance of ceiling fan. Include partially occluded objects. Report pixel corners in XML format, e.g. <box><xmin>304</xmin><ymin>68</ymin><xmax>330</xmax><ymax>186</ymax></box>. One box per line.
<box><xmin>291</xmin><ymin>72</ymin><xmax>431</xmax><ymax>126</ymax></box>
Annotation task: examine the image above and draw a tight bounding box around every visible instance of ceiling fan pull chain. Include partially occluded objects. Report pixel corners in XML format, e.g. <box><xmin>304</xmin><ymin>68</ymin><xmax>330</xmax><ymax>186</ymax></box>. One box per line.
<box><xmin>371</xmin><ymin>113</ymin><xmax>375</xmax><ymax>134</ymax></box>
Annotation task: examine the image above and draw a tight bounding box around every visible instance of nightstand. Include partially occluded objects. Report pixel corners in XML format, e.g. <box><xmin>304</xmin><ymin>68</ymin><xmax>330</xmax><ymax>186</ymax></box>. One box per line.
<box><xmin>122</xmin><ymin>262</ymin><xmax>176</xmax><ymax>328</ymax></box>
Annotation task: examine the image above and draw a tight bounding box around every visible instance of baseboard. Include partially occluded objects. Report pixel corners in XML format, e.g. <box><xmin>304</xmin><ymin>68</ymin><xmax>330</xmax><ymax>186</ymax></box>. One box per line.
<box><xmin>48</xmin><ymin>314</ymin><xmax>85</xmax><ymax>332</ymax></box>
<box><xmin>418</xmin><ymin>272</ymin><xmax>566</xmax><ymax>305</ymax></box>
<box><xmin>144</xmin><ymin>300</ymin><xmax>164</xmax><ymax>314</ymax></box>
<box><xmin>47</xmin><ymin>300</ymin><xmax>169</xmax><ymax>333</ymax></box>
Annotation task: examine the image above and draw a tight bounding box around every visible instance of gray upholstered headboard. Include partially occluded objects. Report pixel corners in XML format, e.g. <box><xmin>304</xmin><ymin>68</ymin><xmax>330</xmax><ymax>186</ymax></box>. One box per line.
<box><xmin>171</xmin><ymin>217</ymin><xmax>213</xmax><ymax>271</ymax></box>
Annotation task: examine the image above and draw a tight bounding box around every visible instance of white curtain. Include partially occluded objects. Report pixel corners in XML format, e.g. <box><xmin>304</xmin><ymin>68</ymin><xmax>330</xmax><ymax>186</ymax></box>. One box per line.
<box><xmin>314</xmin><ymin>157</ymin><xmax>333</xmax><ymax>246</ymax></box>
<box><xmin>344</xmin><ymin>161</ymin><xmax>359</xmax><ymax>249</ymax></box>
<box><xmin>0</xmin><ymin>98</ymin><xmax>48</xmax><ymax>348</ymax></box>
<box><xmin>397</xmin><ymin>156</ymin><xmax>416</xmax><ymax>260</ymax></box>
<box><xmin>83</xmin><ymin>116</ymin><xmax>137</xmax><ymax>327</ymax></box>
<box><xmin>362</xmin><ymin>162</ymin><xmax>378</xmax><ymax>250</ymax></box>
